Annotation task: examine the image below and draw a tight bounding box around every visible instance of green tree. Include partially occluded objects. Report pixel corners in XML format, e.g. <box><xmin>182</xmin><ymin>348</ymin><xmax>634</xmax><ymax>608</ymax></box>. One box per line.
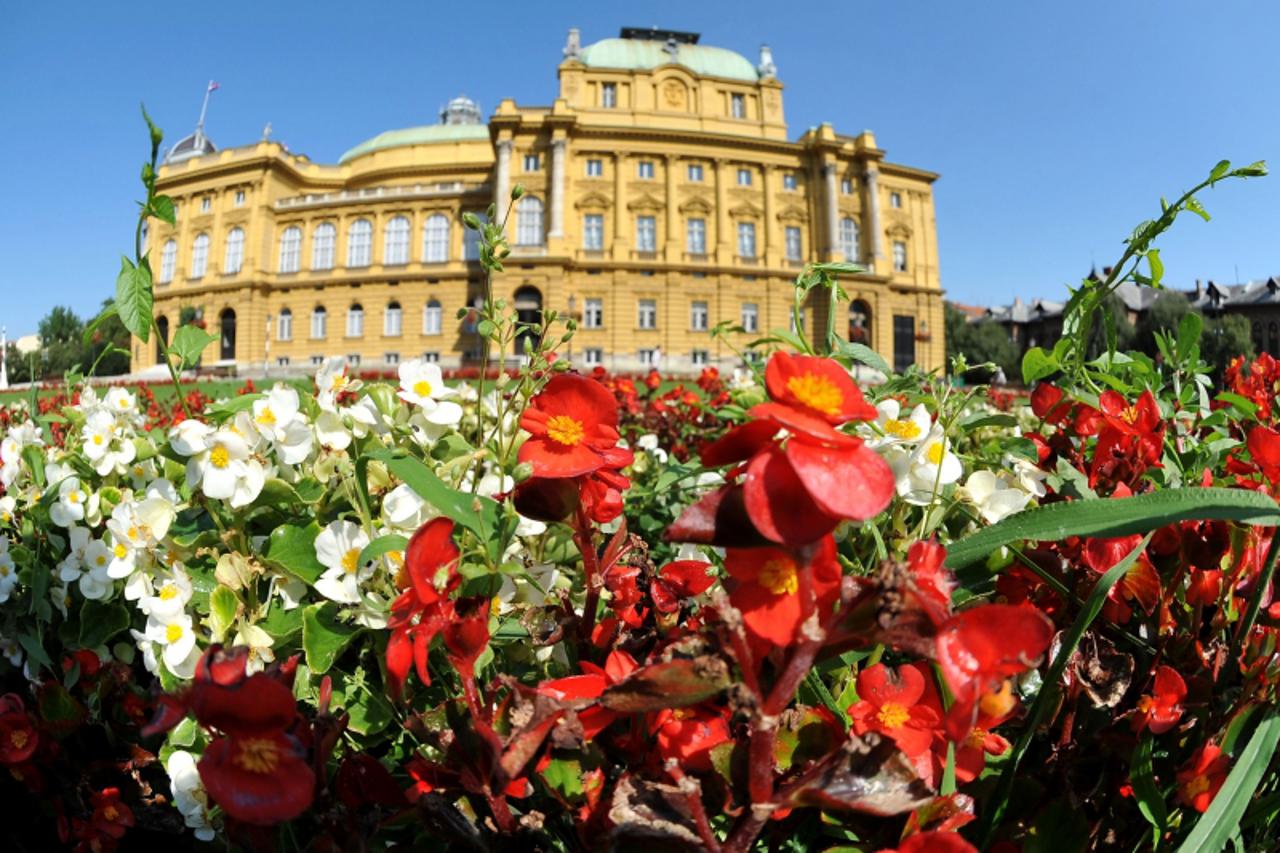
<box><xmin>83</xmin><ymin>299</ymin><xmax>132</xmax><ymax>376</ymax></box>
<box><xmin>1202</xmin><ymin>313</ymin><xmax>1255</xmax><ymax>380</ymax></box>
<box><xmin>1083</xmin><ymin>292</ymin><xmax>1136</xmax><ymax>360</ymax></box>
<box><xmin>946</xmin><ymin>303</ymin><xmax>1019</xmax><ymax>381</ymax></box>
<box><xmin>36</xmin><ymin>305</ymin><xmax>85</xmax><ymax>378</ymax></box>
<box><xmin>1134</xmin><ymin>291</ymin><xmax>1191</xmax><ymax>356</ymax></box>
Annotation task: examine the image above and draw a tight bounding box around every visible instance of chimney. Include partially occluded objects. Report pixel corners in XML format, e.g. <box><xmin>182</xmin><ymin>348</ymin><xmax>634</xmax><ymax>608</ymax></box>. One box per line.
<box><xmin>1194</xmin><ymin>279</ymin><xmax>1202</xmax><ymax>298</ymax></box>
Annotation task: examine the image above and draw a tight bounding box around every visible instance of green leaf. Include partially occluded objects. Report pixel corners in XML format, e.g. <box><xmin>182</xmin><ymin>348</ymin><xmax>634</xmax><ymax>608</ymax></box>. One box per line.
<box><xmin>259</xmin><ymin>605</ymin><xmax>304</xmax><ymax>644</ymax></box>
<box><xmin>365</xmin><ymin>449</ymin><xmax>500</xmax><ymax>557</ymax></box>
<box><xmin>302</xmin><ymin>602</ymin><xmax>361</xmax><ymax>674</ymax></box>
<box><xmin>208</xmin><ymin>586</ymin><xmax>240</xmax><ymax>642</ymax></box>
<box><xmin>1020</xmin><ymin>346</ymin><xmax>1059</xmax><ymax>385</ymax></box>
<box><xmin>1186</xmin><ymin>197</ymin><xmax>1211</xmax><ymax>222</ymax></box>
<box><xmin>81</xmin><ymin>304</ymin><xmax>120</xmax><ymax>348</ymax></box>
<box><xmin>945</xmin><ymin>488</ymin><xmax>1280</xmax><ymax>570</ymax></box>
<box><xmin>169</xmin><ymin>507</ymin><xmax>217</xmax><ymax>548</ymax></box>
<box><xmin>1131</xmin><ymin>735</ymin><xmax>1168</xmax><ymax>847</ymax></box>
<box><xmin>834</xmin><ymin>339</ymin><xmax>891</xmax><ymax>375</ymax></box>
<box><xmin>78</xmin><ymin>600</ymin><xmax>132</xmax><ymax>648</ymax></box>
<box><xmin>1176</xmin><ymin>711</ymin><xmax>1280</xmax><ymax>853</ymax></box>
<box><xmin>959</xmin><ymin>413</ymin><xmax>1018</xmax><ymax>430</ymax></box>
<box><xmin>980</xmin><ymin>534</ymin><xmax>1153</xmax><ymax>844</ymax></box>
<box><xmin>1216</xmin><ymin>392</ymin><xmax>1259</xmax><ymax>418</ymax></box>
<box><xmin>169</xmin><ymin>324</ymin><xmax>218</xmax><ymax>369</ymax></box>
<box><xmin>1210</xmin><ymin>160</ymin><xmax>1232</xmax><ymax>182</ymax></box>
<box><xmin>1176</xmin><ymin>311</ymin><xmax>1203</xmax><ymax>362</ymax></box>
<box><xmin>358</xmin><ymin>534</ymin><xmax>409</xmax><ymax>569</ymax></box>
<box><xmin>151</xmin><ymin>194</ymin><xmax>176</xmax><ymax>225</ymax></box>
<box><xmin>811</xmin><ymin>261</ymin><xmax>864</xmax><ymax>275</ymax></box>
<box><xmin>114</xmin><ymin>256</ymin><xmax>153</xmax><ymax>342</ymax></box>
<box><xmin>264</xmin><ymin>523</ymin><xmax>327</xmax><ymax>584</ymax></box>
<box><xmin>207</xmin><ymin>392</ymin><xmax>262</xmax><ymax>417</ymax></box>
<box><xmin>1148</xmin><ymin>248</ymin><xmax>1165</xmax><ymax>287</ymax></box>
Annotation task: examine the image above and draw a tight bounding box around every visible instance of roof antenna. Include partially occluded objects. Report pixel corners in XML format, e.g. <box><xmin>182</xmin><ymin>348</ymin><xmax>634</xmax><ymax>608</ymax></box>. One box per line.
<box><xmin>196</xmin><ymin>80</ymin><xmax>219</xmax><ymax>138</ymax></box>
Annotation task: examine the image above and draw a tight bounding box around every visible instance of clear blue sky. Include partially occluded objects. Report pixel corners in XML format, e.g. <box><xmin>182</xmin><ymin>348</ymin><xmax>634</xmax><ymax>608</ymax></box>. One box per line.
<box><xmin>3</xmin><ymin>0</ymin><xmax>1278</xmax><ymax>335</ymax></box>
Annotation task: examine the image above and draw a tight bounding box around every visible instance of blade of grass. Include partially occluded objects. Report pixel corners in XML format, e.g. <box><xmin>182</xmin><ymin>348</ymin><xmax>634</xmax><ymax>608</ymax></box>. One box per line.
<box><xmin>1175</xmin><ymin>711</ymin><xmax>1280</xmax><ymax>853</ymax></box>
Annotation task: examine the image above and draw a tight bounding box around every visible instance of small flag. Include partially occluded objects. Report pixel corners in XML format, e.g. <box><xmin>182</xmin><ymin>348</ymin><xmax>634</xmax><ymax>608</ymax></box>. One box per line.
<box><xmin>208</xmin><ymin>81</ymin><xmax>220</xmax><ymax>92</ymax></box>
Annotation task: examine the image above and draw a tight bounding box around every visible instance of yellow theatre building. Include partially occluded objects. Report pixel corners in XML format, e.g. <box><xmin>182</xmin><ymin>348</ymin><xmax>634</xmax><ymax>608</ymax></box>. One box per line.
<box><xmin>138</xmin><ymin>27</ymin><xmax>944</xmax><ymax>376</ymax></box>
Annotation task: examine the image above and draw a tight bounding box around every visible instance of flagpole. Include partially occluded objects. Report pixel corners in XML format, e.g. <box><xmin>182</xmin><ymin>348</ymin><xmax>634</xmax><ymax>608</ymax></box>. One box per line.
<box><xmin>0</xmin><ymin>326</ymin><xmax>8</xmax><ymax>391</ymax></box>
<box><xmin>196</xmin><ymin>80</ymin><xmax>215</xmax><ymax>134</ymax></box>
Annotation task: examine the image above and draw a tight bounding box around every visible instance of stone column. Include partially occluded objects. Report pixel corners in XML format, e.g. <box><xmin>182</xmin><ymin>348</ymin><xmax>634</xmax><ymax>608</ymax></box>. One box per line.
<box><xmin>714</xmin><ymin>158</ymin><xmax>731</xmax><ymax>263</ymax></box>
<box><xmin>494</xmin><ymin>139</ymin><xmax>513</xmax><ymax>214</ymax></box>
<box><xmin>612</xmin><ymin>151</ymin><xmax>628</xmax><ymax>256</ymax></box>
<box><xmin>761</xmin><ymin>163</ymin><xmax>775</xmax><ymax>266</ymax></box>
<box><xmin>664</xmin><ymin>154</ymin><xmax>679</xmax><ymax>259</ymax></box>
<box><xmin>823</xmin><ymin>162</ymin><xmax>840</xmax><ymax>261</ymax></box>
<box><xmin>549</xmin><ymin>138</ymin><xmax>566</xmax><ymax>238</ymax></box>
<box><xmin>863</xmin><ymin>164</ymin><xmax>882</xmax><ymax>270</ymax></box>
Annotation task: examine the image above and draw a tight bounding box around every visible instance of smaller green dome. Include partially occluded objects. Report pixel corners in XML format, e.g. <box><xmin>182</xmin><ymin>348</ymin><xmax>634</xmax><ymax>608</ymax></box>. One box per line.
<box><xmin>579</xmin><ymin>38</ymin><xmax>759</xmax><ymax>82</ymax></box>
<box><xmin>340</xmin><ymin>124</ymin><xmax>491</xmax><ymax>164</ymax></box>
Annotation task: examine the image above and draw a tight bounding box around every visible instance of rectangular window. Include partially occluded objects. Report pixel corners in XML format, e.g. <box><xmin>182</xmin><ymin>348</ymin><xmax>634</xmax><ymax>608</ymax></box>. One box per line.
<box><xmin>686</xmin><ymin>218</ymin><xmax>706</xmax><ymax>254</ymax></box>
<box><xmin>737</xmin><ymin>222</ymin><xmax>757</xmax><ymax>259</ymax></box>
<box><xmin>311</xmin><ymin>311</ymin><xmax>327</xmax><ymax>339</ymax></box>
<box><xmin>346</xmin><ymin>354</ymin><xmax>361</xmax><ymax>367</ymax></box>
<box><xmin>601</xmin><ymin>82</ymin><xmax>617</xmax><ymax>108</ymax></box>
<box><xmin>637</xmin><ymin>161</ymin><xmax>655</xmax><ymax>179</ymax></box>
<box><xmin>741</xmin><ymin>302</ymin><xmax>759</xmax><ymax>333</ymax></box>
<box><xmin>635</xmin><ymin>215</ymin><xmax>656</xmax><ymax>252</ymax></box>
<box><xmin>201</xmin><ymin>197</ymin><xmax>211</xmax><ymax>213</ymax></box>
<box><xmin>785</xmin><ymin>226</ymin><xmax>803</xmax><ymax>261</ymax></box>
<box><xmin>736</xmin><ymin>168</ymin><xmax>752</xmax><ymax>186</ymax></box>
<box><xmin>584</xmin><ymin>298</ymin><xmax>604</xmax><ymax>329</ymax></box>
<box><xmin>783</xmin><ymin>173</ymin><xmax>798</xmax><ymax>191</ymax></box>
<box><xmin>276</xmin><ymin>357</ymin><xmax>290</xmax><ymax>366</ymax></box>
<box><xmin>638</xmin><ymin>299</ymin><xmax>657</xmax><ymax>330</ymax></box>
<box><xmin>890</xmin><ymin>191</ymin><xmax>903</xmax><ymax>208</ymax></box>
<box><xmin>464</xmin><ymin>212</ymin><xmax>486</xmax><ymax>260</ymax></box>
<box><xmin>893</xmin><ymin>315</ymin><xmax>916</xmax><ymax>373</ymax></box>
<box><xmin>584</xmin><ymin>347</ymin><xmax>603</xmax><ymax>366</ymax></box>
<box><xmin>235</xmin><ymin>190</ymin><xmax>245</xmax><ymax>206</ymax></box>
<box><xmin>586</xmin><ymin>158</ymin><xmax>603</xmax><ymax>177</ymax></box>
<box><xmin>583</xmin><ymin>214</ymin><xmax>604</xmax><ymax>250</ymax></box>
<box><xmin>523</xmin><ymin>154</ymin><xmax>540</xmax><ymax>172</ymax></box>
<box><xmin>277</xmin><ymin>312</ymin><xmax>292</xmax><ymax>341</ymax></box>
<box><xmin>731</xmin><ymin>93</ymin><xmax>745</xmax><ymax>119</ymax></box>
<box><xmin>841</xmin><ymin>177</ymin><xmax>854</xmax><ymax>194</ymax></box>
<box><xmin>385</xmin><ymin>305</ymin><xmax>402</xmax><ymax>337</ymax></box>
<box><xmin>893</xmin><ymin>240</ymin><xmax>908</xmax><ymax>272</ymax></box>
<box><xmin>690</xmin><ymin>301</ymin><xmax>708</xmax><ymax>331</ymax></box>
<box><xmin>691</xmin><ymin>349</ymin><xmax>709</xmax><ymax>365</ymax></box>
<box><xmin>423</xmin><ymin>352</ymin><xmax>440</xmax><ymax>363</ymax></box>
<box><xmin>310</xmin><ymin>355</ymin><xmax>324</xmax><ymax>366</ymax></box>
<box><xmin>687</xmin><ymin>163</ymin><xmax>704</xmax><ymax>181</ymax></box>
<box><xmin>384</xmin><ymin>352</ymin><xmax>400</xmax><ymax>365</ymax></box>
<box><xmin>347</xmin><ymin>308</ymin><xmax>364</xmax><ymax>338</ymax></box>
<box><xmin>638</xmin><ymin>348</ymin><xmax>659</xmax><ymax>366</ymax></box>
<box><xmin>423</xmin><ymin>302</ymin><xmax>443</xmax><ymax>335</ymax></box>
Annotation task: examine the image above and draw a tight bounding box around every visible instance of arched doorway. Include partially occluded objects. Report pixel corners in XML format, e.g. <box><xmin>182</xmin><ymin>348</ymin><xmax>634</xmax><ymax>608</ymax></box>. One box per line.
<box><xmin>513</xmin><ymin>286</ymin><xmax>543</xmax><ymax>356</ymax></box>
<box><xmin>848</xmin><ymin>299</ymin><xmax>872</xmax><ymax>346</ymax></box>
<box><xmin>156</xmin><ymin>316</ymin><xmax>169</xmax><ymax>364</ymax></box>
<box><xmin>220</xmin><ymin>309</ymin><xmax>237</xmax><ymax>361</ymax></box>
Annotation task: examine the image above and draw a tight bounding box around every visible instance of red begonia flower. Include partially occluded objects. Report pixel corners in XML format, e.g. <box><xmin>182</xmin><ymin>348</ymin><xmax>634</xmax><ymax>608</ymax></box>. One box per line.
<box><xmin>1099</xmin><ymin>390</ymin><xmax>1162</xmax><ymax>436</ymax></box>
<box><xmin>1177</xmin><ymin>743</ymin><xmax>1230</xmax><ymax>813</ymax></box>
<box><xmin>743</xmin><ymin>445</ymin><xmax>842</xmax><ymax>544</ymax></box>
<box><xmin>652</xmin><ymin>705</ymin><xmax>731</xmax><ymax>772</ymax></box>
<box><xmin>935</xmin><ymin>603</ymin><xmax>1054</xmax><ymax>741</ymax></box>
<box><xmin>1030</xmin><ymin>383</ymin><xmax>1068</xmax><ymax>423</ymax></box>
<box><xmin>89</xmin><ymin>787</ymin><xmax>135</xmax><ymax>840</ymax></box>
<box><xmin>848</xmin><ymin>663</ymin><xmax>941</xmax><ymax>758</ymax></box>
<box><xmin>386</xmin><ymin>518</ymin><xmax>462</xmax><ymax>701</ymax></box>
<box><xmin>1082</xmin><ymin>535</ymin><xmax>1161</xmax><ymax>616</ymax></box>
<box><xmin>443</xmin><ymin>596</ymin><xmax>491</xmax><ymax>682</ymax></box>
<box><xmin>1132</xmin><ymin>665</ymin><xmax>1187</xmax><ymax>734</ymax></box>
<box><xmin>518</xmin><ymin>374</ymin><xmax>625</xmax><ymax>478</ymax></box>
<box><xmin>877</xmin><ymin>831</ymin><xmax>978</xmax><ymax>853</ymax></box>
<box><xmin>724</xmin><ymin>535</ymin><xmax>842</xmax><ymax>647</ymax></box>
<box><xmin>764</xmin><ymin>350</ymin><xmax>878</xmax><ymax>425</ymax></box>
<box><xmin>0</xmin><ymin>696</ymin><xmax>38</xmax><ymax>766</ymax></box>
<box><xmin>650</xmin><ymin>560</ymin><xmax>716</xmax><ymax>613</ymax></box>
<box><xmin>1248</xmin><ymin>425</ymin><xmax>1280</xmax><ymax>483</ymax></box>
<box><xmin>199</xmin><ymin>730</ymin><xmax>316</xmax><ymax>825</ymax></box>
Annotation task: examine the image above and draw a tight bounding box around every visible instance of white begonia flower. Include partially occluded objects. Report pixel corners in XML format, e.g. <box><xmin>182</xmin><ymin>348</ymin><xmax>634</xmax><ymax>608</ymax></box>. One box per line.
<box><xmin>107</xmin><ymin>497</ymin><xmax>175</xmax><ymax>554</ymax></box>
<box><xmin>105</xmin><ymin>387</ymin><xmax>137</xmax><ymax>419</ymax></box>
<box><xmin>349</xmin><ymin>591</ymin><xmax>389</xmax><ymax>630</ymax></box>
<box><xmin>273</xmin><ymin>574</ymin><xmax>308</xmax><ymax>611</ymax></box>
<box><xmin>169</xmin><ymin>419</ymin><xmax>213</xmax><ymax>456</ymax></box>
<box><xmin>894</xmin><ymin>428</ymin><xmax>964</xmax><ymax>506</ymax></box>
<box><xmin>81</xmin><ymin>410</ymin><xmax>137</xmax><ymax>476</ymax></box>
<box><xmin>106</xmin><ymin>533</ymin><xmax>138</xmax><ymax>580</ymax></box>
<box><xmin>130</xmin><ymin>628</ymin><xmax>159</xmax><ymax>675</ymax></box>
<box><xmin>871</xmin><ymin>400</ymin><xmax>933</xmax><ymax>448</ymax></box>
<box><xmin>50</xmin><ymin>477</ymin><xmax>88</xmax><ymax>528</ymax></box>
<box><xmin>314</xmin><ymin>520</ymin><xmax>372</xmax><ymax>604</ymax></box>
<box><xmin>314</xmin><ymin>409</ymin><xmax>353</xmax><ymax>451</ymax></box>
<box><xmin>146</xmin><ymin>478</ymin><xmax>181</xmax><ymax>505</ymax></box>
<box><xmin>1007</xmin><ymin>455</ymin><xmax>1049</xmax><ymax>499</ymax></box>
<box><xmin>636</xmin><ymin>433</ymin><xmax>669</xmax><ymax>464</ymax></box>
<box><xmin>128</xmin><ymin>458</ymin><xmax>156</xmax><ymax>491</ymax></box>
<box><xmin>78</xmin><ymin>539</ymin><xmax>115</xmax><ymax>600</ymax></box>
<box><xmin>496</xmin><ymin>562</ymin><xmax>564</xmax><ymax>614</ymax></box>
<box><xmin>140</xmin><ymin>569</ymin><xmax>194</xmax><ymax>619</ymax></box>
<box><xmin>0</xmin><ymin>636</ymin><xmax>22</xmax><ymax>667</ymax></box>
<box><xmin>0</xmin><ymin>495</ymin><xmax>15</xmax><ymax>525</ymax></box>
<box><xmin>252</xmin><ymin>385</ymin><xmax>314</xmax><ymax>465</ymax></box>
<box><xmin>179</xmin><ymin>428</ymin><xmax>266</xmax><ymax>508</ymax></box>
<box><xmin>145</xmin><ymin>612</ymin><xmax>200</xmax><ymax>678</ymax></box>
<box><xmin>0</xmin><ymin>535</ymin><xmax>17</xmax><ymax>603</ymax></box>
<box><xmin>57</xmin><ymin>526</ymin><xmax>92</xmax><ymax>582</ymax></box>
<box><xmin>382</xmin><ymin>483</ymin><xmax>433</xmax><ymax>531</ymax></box>
<box><xmin>233</xmin><ymin>624</ymin><xmax>277</xmax><ymax>676</ymax></box>
<box><xmin>397</xmin><ymin>359</ymin><xmax>463</xmax><ymax>426</ymax></box>
<box><xmin>316</xmin><ymin>356</ymin><xmax>361</xmax><ymax>410</ymax></box>
<box><xmin>959</xmin><ymin>470</ymin><xmax>1033</xmax><ymax>525</ymax></box>
<box><xmin>165</xmin><ymin>750</ymin><xmax>216</xmax><ymax>841</ymax></box>
<box><xmin>347</xmin><ymin>395</ymin><xmax>389</xmax><ymax>438</ymax></box>
<box><xmin>0</xmin><ymin>437</ymin><xmax>21</xmax><ymax>489</ymax></box>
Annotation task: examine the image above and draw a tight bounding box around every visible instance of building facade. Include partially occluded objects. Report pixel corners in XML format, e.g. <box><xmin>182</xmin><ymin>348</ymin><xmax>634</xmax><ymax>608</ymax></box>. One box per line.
<box><xmin>137</xmin><ymin>27</ymin><xmax>944</xmax><ymax>375</ymax></box>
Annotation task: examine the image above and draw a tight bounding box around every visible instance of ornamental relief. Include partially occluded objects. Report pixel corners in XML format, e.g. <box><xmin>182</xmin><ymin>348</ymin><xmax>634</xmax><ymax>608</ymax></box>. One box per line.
<box><xmin>626</xmin><ymin>192</ymin><xmax>666</xmax><ymax>212</ymax></box>
<box><xmin>661</xmin><ymin>79</ymin><xmax>688</xmax><ymax>111</ymax></box>
<box><xmin>678</xmin><ymin>196</ymin><xmax>713</xmax><ymax>214</ymax></box>
<box><xmin>573</xmin><ymin>191</ymin><xmax>612</xmax><ymax>210</ymax></box>
<box><xmin>776</xmin><ymin>205</ymin><xmax>808</xmax><ymax>223</ymax></box>
<box><xmin>886</xmin><ymin>222</ymin><xmax>913</xmax><ymax>238</ymax></box>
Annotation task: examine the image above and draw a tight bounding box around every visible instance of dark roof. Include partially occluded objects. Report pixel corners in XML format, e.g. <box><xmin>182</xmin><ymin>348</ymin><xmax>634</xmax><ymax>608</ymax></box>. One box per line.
<box><xmin>620</xmin><ymin>27</ymin><xmax>700</xmax><ymax>43</ymax></box>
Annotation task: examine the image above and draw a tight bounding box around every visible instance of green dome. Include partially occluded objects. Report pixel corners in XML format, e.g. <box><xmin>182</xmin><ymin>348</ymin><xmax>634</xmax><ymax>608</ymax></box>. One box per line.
<box><xmin>579</xmin><ymin>38</ymin><xmax>759</xmax><ymax>82</ymax></box>
<box><xmin>340</xmin><ymin>124</ymin><xmax>491</xmax><ymax>164</ymax></box>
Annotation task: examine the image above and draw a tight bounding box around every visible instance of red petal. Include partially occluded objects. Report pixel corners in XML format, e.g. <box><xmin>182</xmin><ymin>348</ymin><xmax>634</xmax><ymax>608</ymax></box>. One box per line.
<box><xmin>764</xmin><ymin>351</ymin><xmax>877</xmax><ymax>422</ymax></box>
<box><xmin>537</xmin><ymin>674</ymin><xmax>608</xmax><ymax>701</ymax></box>
<box><xmin>857</xmin><ymin>663</ymin><xmax>926</xmax><ymax>707</ymax></box>
<box><xmin>785</xmin><ymin>439</ymin><xmax>894</xmax><ymax>521</ymax></box>
<box><xmin>1121</xmin><ymin>557</ymin><xmax>1162</xmax><ymax>614</ymax></box>
<box><xmin>199</xmin><ymin>733</ymin><xmax>315</xmax><ymax>825</ymax></box>
<box><xmin>699</xmin><ymin>420</ymin><xmax>781</xmax><ymax>467</ymax></box>
<box><xmin>668</xmin><ymin>484</ymin><xmax>774</xmax><ymax>548</ymax></box>
<box><xmin>750</xmin><ymin>401</ymin><xmax>858</xmax><ymax>446</ymax></box>
<box><xmin>406</xmin><ymin>518</ymin><xmax>460</xmax><ymax>606</ymax></box>
<box><xmin>658</xmin><ymin>561</ymin><xmax>716</xmax><ymax>598</ymax></box>
<box><xmin>743</xmin><ymin>447</ymin><xmax>839</xmax><ymax>545</ymax></box>
<box><xmin>190</xmin><ymin>673</ymin><xmax>297</xmax><ymax>737</ymax></box>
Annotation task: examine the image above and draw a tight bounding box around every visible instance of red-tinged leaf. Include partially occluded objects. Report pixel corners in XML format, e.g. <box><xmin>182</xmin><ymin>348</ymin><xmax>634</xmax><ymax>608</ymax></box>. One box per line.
<box><xmin>608</xmin><ymin>773</ymin><xmax>705</xmax><ymax>848</ymax></box>
<box><xmin>786</xmin><ymin>438</ymin><xmax>895</xmax><ymax>521</ymax></box>
<box><xmin>744</xmin><ymin>446</ymin><xmax>840</xmax><ymax>545</ymax></box>
<box><xmin>907</xmin><ymin>793</ymin><xmax>977</xmax><ymax>835</ymax></box>
<box><xmin>775</xmin><ymin>706</ymin><xmax>845</xmax><ymax>771</ymax></box>
<box><xmin>790</xmin><ymin>732</ymin><xmax>936</xmax><ymax>816</ymax></box>
<box><xmin>599</xmin><ymin>517</ymin><xmax>633</xmax><ymax>575</ymax></box>
<box><xmin>499</xmin><ymin>709</ymin><xmax>566</xmax><ymax>782</ymax></box>
<box><xmin>667</xmin><ymin>484</ymin><xmax>773</xmax><ymax>548</ymax></box>
<box><xmin>601</xmin><ymin>657</ymin><xmax>730</xmax><ymax>713</ymax></box>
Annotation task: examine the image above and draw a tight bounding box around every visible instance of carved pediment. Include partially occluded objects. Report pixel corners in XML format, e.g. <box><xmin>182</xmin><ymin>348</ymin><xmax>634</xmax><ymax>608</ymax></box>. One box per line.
<box><xmin>574</xmin><ymin>190</ymin><xmax>613</xmax><ymax>210</ymax></box>
<box><xmin>886</xmin><ymin>221</ymin><xmax>913</xmax><ymax>238</ymax></box>
<box><xmin>679</xmin><ymin>196</ymin><xmax>713</xmax><ymax>214</ymax></box>
<box><xmin>627</xmin><ymin>192</ymin><xmax>666</xmax><ymax>212</ymax></box>
<box><xmin>776</xmin><ymin>204</ymin><xmax>808</xmax><ymax>223</ymax></box>
<box><xmin>729</xmin><ymin>201</ymin><xmax>764</xmax><ymax>219</ymax></box>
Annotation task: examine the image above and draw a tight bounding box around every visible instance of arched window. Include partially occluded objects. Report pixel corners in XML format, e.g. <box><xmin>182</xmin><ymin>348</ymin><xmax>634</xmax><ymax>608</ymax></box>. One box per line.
<box><xmin>311</xmin><ymin>306</ymin><xmax>327</xmax><ymax>339</ymax></box>
<box><xmin>839</xmin><ymin>217</ymin><xmax>859</xmax><ymax>262</ymax></box>
<box><xmin>159</xmin><ymin>240</ymin><xmax>178</xmax><ymax>283</ymax></box>
<box><xmin>464</xmin><ymin>211</ymin><xmax>486</xmax><ymax>260</ymax></box>
<box><xmin>384</xmin><ymin>216</ymin><xmax>410</xmax><ymax>265</ymax></box>
<box><xmin>347</xmin><ymin>219</ymin><xmax>372</xmax><ymax>267</ymax></box>
<box><xmin>384</xmin><ymin>301</ymin><xmax>402</xmax><ymax>336</ymax></box>
<box><xmin>156</xmin><ymin>316</ymin><xmax>169</xmax><ymax>363</ymax></box>
<box><xmin>277</xmin><ymin>308</ymin><xmax>293</xmax><ymax>341</ymax></box>
<box><xmin>347</xmin><ymin>303</ymin><xmax>365</xmax><ymax>337</ymax></box>
<box><xmin>516</xmin><ymin>196</ymin><xmax>544</xmax><ymax>246</ymax></box>
<box><xmin>312</xmin><ymin>223</ymin><xmax>336</xmax><ymax>270</ymax></box>
<box><xmin>849</xmin><ymin>299</ymin><xmax>872</xmax><ymax>345</ymax></box>
<box><xmin>224</xmin><ymin>227</ymin><xmax>245</xmax><ymax>274</ymax></box>
<box><xmin>219</xmin><ymin>308</ymin><xmax>236</xmax><ymax>360</ymax></box>
<box><xmin>278</xmin><ymin>226</ymin><xmax>302</xmax><ymax>273</ymax></box>
<box><xmin>423</xmin><ymin>213</ymin><xmax>450</xmax><ymax>262</ymax></box>
<box><xmin>423</xmin><ymin>299</ymin><xmax>443</xmax><ymax>335</ymax></box>
<box><xmin>514</xmin><ymin>286</ymin><xmax>543</xmax><ymax>354</ymax></box>
<box><xmin>191</xmin><ymin>233</ymin><xmax>210</xmax><ymax>278</ymax></box>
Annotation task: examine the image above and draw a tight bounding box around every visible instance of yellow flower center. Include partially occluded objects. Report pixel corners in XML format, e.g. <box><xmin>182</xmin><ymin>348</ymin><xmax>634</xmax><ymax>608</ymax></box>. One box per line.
<box><xmin>978</xmin><ymin>680</ymin><xmax>1017</xmax><ymax>718</ymax></box>
<box><xmin>233</xmin><ymin>737</ymin><xmax>282</xmax><ymax>774</ymax></box>
<box><xmin>342</xmin><ymin>548</ymin><xmax>361</xmax><ymax>575</ymax></box>
<box><xmin>0</xmin><ymin>566</ymin><xmax>8</xmax><ymax>578</ymax></box>
<box><xmin>127</xmin><ymin>526</ymin><xmax>140</xmax><ymax>541</ymax></box>
<box><xmin>1185</xmin><ymin>774</ymin><xmax>1211</xmax><ymax>798</ymax></box>
<box><xmin>546</xmin><ymin>414</ymin><xmax>586</xmax><ymax>447</ymax></box>
<box><xmin>95</xmin><ymin>555</ymin><xmax>107</xmax><ymax>567</ymax></box>
<box><xmin>885</xmin><ymin>418</ymin><xmax>922</xmax><ymax>439</ymax></box>
<box><xmin>256</xmin><ymin>406</ymin><xmax>277</xmax><ymax>427</ymax></box>
<box><xmin>1122</xmin><ymin>406</ymin><xmax>1139</xmax><ymax>425</ymax></box>
<box><xmin>165</xmin><ymin>623</ymin><xmax>184</xmax><ymax>643</ymax></box>
<box><xmin>92</xmin><ymin>435</ymin><xmax>104</xmax><ymax>446</ymax></box>
<box><xmin>10</xmin><ymin>730</ymin><xmax>28</xmax><ymax>750</ymax></box>
<box><xmin>491</xmin><ymin>596</ymin><xmax>503</xmax><ymax>617</ymax></box>
<box><xmin>159</xmin><ymin>584</ymin><xmax>179</xmax><ymax>600</ymax></box>
<box><xmin>69</xmin><ymin>491</ymin><xmax>81</xmax><ymax>505</ymax></box>
<box><xmin>113</xmin><ymin>544</ymin><xmax>128</xmax><ymax>560</ymax></box>
<box><xmin>927</xmin><ymin>442</ymin><xmax>947</xmax><ymax>466</ymax></box>
<box><xmin>786</xmin><ymin>373</ymin><xmax>844</xmax><ymax>416</ymax></box>
<box><xmin>209</xmin><ymin>445</ymin><xmax>230</xmax><ymax>469</ymax></box>
<box><xmin>758</xmin><ymin>558</ymin><xmax>799</xmax><ymax>596</ymax></box>
<box><xmin>876</xmin><ymin>701</ymin><xmax>911</xmax><ymax>730</ymax></box>
<box><xmin>117</xmin><ymin>398</ymin><xmax>129</xmax><ymax>409</ymax></box>
<box><xmin>966</xmin><ymin>727</ymin><xmax>989</xmax><ymax>749</ymax></box>
<box><xmin>413</xmin><ymin>379</ymin><xmax>433</xmax><ymax>398</ymax></box>
<box><xmin>331</xmin><ymin>375</ymin><xmax>347</xmax><ymax>391</ymax></box>
<box><xmin>103</xmin><ymin>805</ymin><xmax>120</xmax><ymax>821</ymax></box>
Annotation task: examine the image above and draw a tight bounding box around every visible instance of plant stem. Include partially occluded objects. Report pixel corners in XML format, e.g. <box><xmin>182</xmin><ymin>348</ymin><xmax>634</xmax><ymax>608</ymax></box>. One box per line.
<box><xmin>572</xmin><ymin>505</ymin><xmax>602</xmax><ymax>644</ymax></box>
